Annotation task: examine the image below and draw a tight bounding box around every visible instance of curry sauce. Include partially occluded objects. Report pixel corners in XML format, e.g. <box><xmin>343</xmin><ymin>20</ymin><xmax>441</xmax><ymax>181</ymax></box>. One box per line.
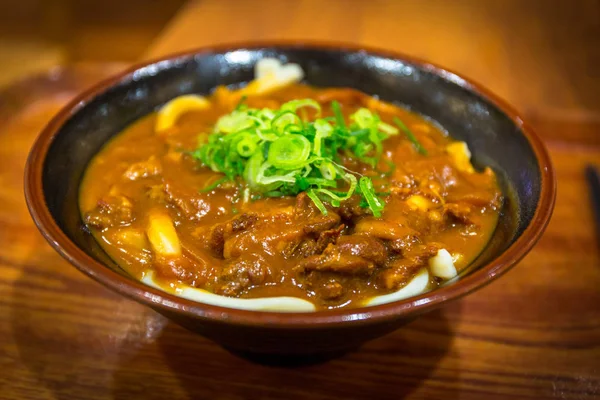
<box><xmin>80</xmin><ymin>82</ymin><xmax>502</xmax><ymax>310</ymax></box>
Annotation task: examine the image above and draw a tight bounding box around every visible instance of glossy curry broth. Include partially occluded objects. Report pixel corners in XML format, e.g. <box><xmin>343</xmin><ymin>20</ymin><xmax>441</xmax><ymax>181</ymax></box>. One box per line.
<box><xmin>80</xmin><ymin>84</ymin><xmax>502</xmax><ymax>310</ymax></box>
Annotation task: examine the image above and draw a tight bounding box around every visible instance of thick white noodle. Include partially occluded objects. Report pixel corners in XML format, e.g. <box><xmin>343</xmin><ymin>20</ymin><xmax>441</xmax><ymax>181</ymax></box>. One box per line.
<box><xmin>364</xmin><ymin>268</ymin><xmax>431</xmax><ymax>307</ymax></box>
<box><xmin>428</xmin><ymin>249</ymin><xmax>458</xmax><ymax>279</ymax></box>
<box><xmin>142</xmin><ymin>273</ymin><xmax>316</xmax><ymax>312</ymax></box>
<box><xmin>142</xmin><ymin>267</ymin><xmax>431</xmax><ymax>312</ymax></box>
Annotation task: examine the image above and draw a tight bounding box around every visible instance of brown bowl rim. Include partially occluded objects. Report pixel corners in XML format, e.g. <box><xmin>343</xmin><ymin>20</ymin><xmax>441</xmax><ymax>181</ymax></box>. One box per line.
<box><xmin>24</xmin><ymin>41</ymin><xmax>556</xmax><ymax>329</ymax></box>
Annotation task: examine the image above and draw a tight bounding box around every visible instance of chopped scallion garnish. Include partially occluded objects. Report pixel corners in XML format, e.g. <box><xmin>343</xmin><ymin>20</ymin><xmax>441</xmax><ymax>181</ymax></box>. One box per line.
<box><xmin>192</xmin><ymin>100</ymin><xmax>397</xmax><ymax>215</ymax></box>
<box><xmin>358</xmin><ymin>176</ymin><xmax>384</xmax><ymax>217</ymax></box>
<box><xmin>393</xmin><ymin>117</ymin><xmax>428</xmax><ymax>155</ymax></box>
<box><xmin>200</xmin><ymin>176</ymin><xmax>229</xmax><ymax>192</ymax></box>
<box><xmin>306</xmin><ymin>188</ymin><xmax>328</xmax><ymax>215</ymax></box>
<box><xmin>267</xmin><ymin>134</ymin><xmax>311</xmax><ymax>169</ymax></box>
<box><xmin>331</xmin><ymin>100</ymin><xmax>346</xmax><ymax>129</ymax></box>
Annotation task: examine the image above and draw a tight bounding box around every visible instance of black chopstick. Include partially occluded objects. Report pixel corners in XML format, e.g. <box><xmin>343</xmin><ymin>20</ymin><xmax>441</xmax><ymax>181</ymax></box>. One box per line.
<box><xmin>585</xmin><ymin>164</ymin><xmax>600</xmax><ymax>248</ymax></box>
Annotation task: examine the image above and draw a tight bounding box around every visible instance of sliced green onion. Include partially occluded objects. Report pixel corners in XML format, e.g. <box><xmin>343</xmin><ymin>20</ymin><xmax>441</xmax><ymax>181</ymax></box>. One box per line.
<box><xmin>281</xmin><ymin>99</ymin><xmax>321</xmax><ymax>115</ymax></box>
<box><xmin>242</xmin><ymin>187</ymin><xmax>251</xmax><ymax>203</ymax></box>
<box><xmin>381</xmin><ymin>159</ymin><xmax>396</xmax><ymax>177</ymax></box>
<box><xmin>215</xmin><ymin>111</ymin><xmax>254</xmax><ymax>133</ymax></box>
<box><xmin>194</xmin><ymin>98</ymin><xmax>400</xmax><ymax>216</ymax></box>
<box><xmin>350</xmin><ymin>128</ymin><xmax>370</xmax><ymax>137</ymax></box>
<box><xmin>243</xmin><ymin>150</ymin><xmax>264</xmax><ymax>189</ymax></box>
<box><xmin>351</xmin><ymin>108</ymin><xmax>376</xmax><ymax>129</ymax></box>
<box><xmin>234</xmin><ymin>95</ymin><xmax>247</xmax><ymax>111</ymax></box>
<box><xmin>271</xmin><ymin>111</ymin><xmax>303</xmax><ymax>134</ymax></box>
<box><xmin>369</xmin><ymin>127</ymin><xmax>383</xmax><ymax>158</ymax></box>
<box><xmin>200</xmin><ymin>176</ymin><xmax>228</xmax><ymax>192</ymax></box>
<box><xmin>247</xmin><ymin>115</ymin><xmax>269</xmax><ymax>130</ymax></box>
<box><xmin>315</xmin><ymin>173</ymin><xmax>357</xmax><ymax>203</ymax></box>
<box><xmin>318</xmin><ymin>162</ymin><xmax>337</xmax><ymax>180</ymax></box>
<box><xmin>236</xmin><ymin>137</ymin><xmax>258</xmax><ymax>157</ymax></box>
<box><xmin>295</xmin><ymin>176</ymin><xmax>310</xmax><ymax>191</ymax></box>
<box><xmin>353</xmin><ymin>141</ymin><xmax>376</xmax><ymax>166</ymax></box>
<box><xmin>351</xmin><ymin>108</ymin><xmax>386</xmax><ymax>157</ymax></box>
<box><xmin>393</xmin><ymin>117</ymin><xmax>428</xmax><ymax>155</ymax></box>
<box><xmin>256</xmin><ymin>162</ymin><xmax>297</xmax><ymax>185</ymax></box>
<box><xmin>306</xmin><ymin>189</ymin><xmax>328</xmax><ymax>215</ymax></box>
<box><xmin>267</xmin><ymin>134</ymin><xmax>311</xmax><ymax>170</ymax></box>
<box><xmin>313</xmin><ymin>119</ymin><xmax>333</xmax><ymax>156</ymax></box>
<box><xmin>283</xmin><ymin>123</ymin><xmax>304</xmax><ymax>135</ymax></box>
<box><xmin>255</xmin><ymin>129</ymin><xmax>278</xmax><ymax>142</ymax></box>
<box><xmin>378</xmin><ymin>121</ymin><xmax>399</xmax><ymax>135</ymax></box>
<box><xmin>304</xmin><ymin>177</ymin><xmax>337</xmax><ymax>187</ymax></box>
<box><xmin>301</xmin><ymin>164</ymin><xmax>312</xmax><ymax>177</ymax></box>
<box><xmin>359</xmin><ymin>176</ymin><xmax>384</xmax><ymax>217</ymax></box>
<box><xmin>331</xmin><ymin>101</ymin><xmax>345</xmax><ymax>128</ymax></box>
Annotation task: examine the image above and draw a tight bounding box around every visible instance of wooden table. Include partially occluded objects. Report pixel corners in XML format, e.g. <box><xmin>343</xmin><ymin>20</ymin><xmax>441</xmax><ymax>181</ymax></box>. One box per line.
<box><xmin>1</xmin><ymin>1</ymin><xmax>599</xmax><ymax>399</ymax></box>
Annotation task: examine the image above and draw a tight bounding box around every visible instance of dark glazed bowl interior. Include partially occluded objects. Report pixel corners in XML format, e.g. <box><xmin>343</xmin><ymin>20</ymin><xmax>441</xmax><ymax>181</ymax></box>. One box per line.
<box><xmin>25</xmin><ymin>44</ymin><xmax>555</xmax><ymax>352</ymax></box>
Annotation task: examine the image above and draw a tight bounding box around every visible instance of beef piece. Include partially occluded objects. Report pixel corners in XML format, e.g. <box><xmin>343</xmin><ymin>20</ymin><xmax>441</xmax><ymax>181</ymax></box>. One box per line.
<box><xmin>338</xmin><ymin>196</ymin><xmax>371</xmax><ymax>222</ymax></box>
<box><xmin>315</xmin><ymin>224</ymin><xmax>345</xmax><ymax>253</ymax></box>
<box><xmin>163</xmin><ymin>180</ymin><xmax>211</xmax><ymax>220</ymax></box>
<box><xmin>283</xmin><ymin>238</ymin><xmax>318</xmax><ymax>258</ymax></box>
<box><xmin>379</xmin><ymin>243</ymin><xmax>441</xmax><ymax>290</ymax></box>
<box><xmin>303</xmin><ymin>213</ymin><xmax>341</xmax><ymax>234</ymax></box>
<box><xmin>336</xmin><ymin>234</ymin><xmax>387</xmax><ymax>265</ymax></box>
<box><xmin>222</xmin><ymin>213</ymin><xmax>301</xmax><ymax>259</ymax></box>
<box><xmin>215</xmin><ymin>282</ymin><xmax>242</xmax><ymax>297</ymax></box>
<box><xmin>294</xmin><ymin>192</ymin><xmax>317</xmax><ymax>217</ymax></box>
<box><xmin>282</xmin><ymin>239</ymin><xmax>303</xmax><ymax>258</ymax></box>
<box><xmin>163</xmin><ymin>179</ymin><xmax>222</xmax><ymax>220</ymax></box>
<box><xmin>453</xmin><ymin>190</ymin><xmax>503</xmax><ymax>210</ymax></box>
<box><xmin>123</xmin><ymin>156</ymin><xmax>162</xmax><ymax>180</ymax></box>
<box><xmin>84</xmin><ymin>195</ymin><xmax>134</xmax><ymax>230</ymax></box>
<box><xmin>354</xmin><ymin>218</ymin><xmax>418</xmax><ymax>241</ymax></box>
<box><xmin>298</xmin><ymin>239</ymin><xmax>319</xmax><ymax>257</ymax></box>
<box><xmin>297</xmin><ymin>244</ymin><xmax>375</xmax><ymax>275</ymax></box>
<box><xmin>389</xmin><ymin>234</ymin><xmax>421</xmax><ymax>255</ymax></box>
<box><xmin>283</xmin><ymin>224</ymin><xmax>344</xmax><ymax>259</ymax></box>
<box><xmin>206</xmin><ymin>213</ymin><xmax>259</xmax><ymax>258</ymax></box>
<box><xmin>102</xmin><ymin>227</ymin><xmax>152</xmax><ymax>266</ymax></box>
<box><xmin>207</xmin><ymin>224</ymin><xmax>226</xmax><ymax>258</ymax></box>
<box><xmin>154</xmin><ymin>256</ymin><xmax>196</xmax><ymax>284</ymax></box>
<box><xmin>378</xmin><ymin>258</ymin><xmax>424</xmax><ymax>290</ymax></box>
<box><xmin>297</xmin><ymin>232</ymin><xmax>387</xmax><ymax>275</ymax></box>
<box><xmin>447</xmin><ymin>191</ymin><xmax>502</xmax><ymax>209</ymax></box>
<box><xmin>224</xmin><ymin>224</ymin><xmax>304</xmax><ymax>259</ymax></box>
<box><xmin>402</xmin><ymin>243</ymin><xmax>443</xmax><ymax>265</ymax></box>
<box><xmin>146</xmin><ymin>184</ymin><xmax>167</xmax><ymax>202</ymax></box>
<box><xmin>231</xmin><ymin>213</ymin><xmax>259</xmax><ymax>232</ymax></box>
<box><xmin>215</xmin><ymin>256</ymin><xmax>271</xmax><ymax>296</ymax></box>
<box><xmin>446</xmin><ymin>169</ymin><xmax>503</xmax><ymax>210</ymax></box>
<box><xmin>181</xmin><ymin>242</ymin><xmax>209</xmax><ymax>268</ymax></box>
<box><xmin>444</xmin><ymin>202</ymin><xmax>473</xmax><ymax>224</ymax></box>
<box><xmin>320</xmin><ymin>279</ymin><xmax>345</xmax><ymax>300</ymax></box>
<box><xmin>293</xmin><ymin>192</ymin><xmax>342</xmax><ymax>233</ymax></box>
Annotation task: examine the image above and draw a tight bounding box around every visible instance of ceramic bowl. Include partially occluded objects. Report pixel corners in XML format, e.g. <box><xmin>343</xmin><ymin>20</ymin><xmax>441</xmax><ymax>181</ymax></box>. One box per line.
<box><xmin>24</xmin><ymin>43</ymin><xmax>555</xmax><ymax>355</ymax></box>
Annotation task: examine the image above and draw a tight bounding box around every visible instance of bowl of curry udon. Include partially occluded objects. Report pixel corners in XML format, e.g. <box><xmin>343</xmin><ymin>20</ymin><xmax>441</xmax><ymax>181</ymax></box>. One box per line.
<box><xmin>25</xmin><ymin>44</ymin><xmax>555</xmax><ymax>354</ymax></box>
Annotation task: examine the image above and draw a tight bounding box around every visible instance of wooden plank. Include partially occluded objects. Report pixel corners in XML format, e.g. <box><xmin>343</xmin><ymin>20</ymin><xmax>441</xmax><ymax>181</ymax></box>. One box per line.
<box><xmin>0</xmin><ymin>64</ymin><xmax>598</xmax><ymax>399</ymax></box>
<box><xmin>145</xmin><ymin>0</ymin><xmax>600</xmax><ymax>146</ymax></box>
<box><xmin>2</xmin><ymin>0</ymin><xmax>600</xmax><ymax>396</ymax></box>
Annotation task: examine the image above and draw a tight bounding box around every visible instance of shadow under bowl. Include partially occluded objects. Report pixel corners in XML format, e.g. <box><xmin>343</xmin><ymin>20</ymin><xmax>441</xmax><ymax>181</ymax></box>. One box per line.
<box><xmin>24</xmin><ymin>43</ymin><xmax>555</xmax><ymax>355</ymax></box>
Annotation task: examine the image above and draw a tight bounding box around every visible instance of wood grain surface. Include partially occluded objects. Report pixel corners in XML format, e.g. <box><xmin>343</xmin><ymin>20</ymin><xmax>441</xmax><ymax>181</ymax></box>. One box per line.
<box><xmin>1</xmin><ymin>1</ymin><xmax>600</xmax><ymax>399</ymax></box>
<box><xmin>146</xmin><ymin>0</ymin><xmax>600</xmax><ymax>121</ymax></box>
